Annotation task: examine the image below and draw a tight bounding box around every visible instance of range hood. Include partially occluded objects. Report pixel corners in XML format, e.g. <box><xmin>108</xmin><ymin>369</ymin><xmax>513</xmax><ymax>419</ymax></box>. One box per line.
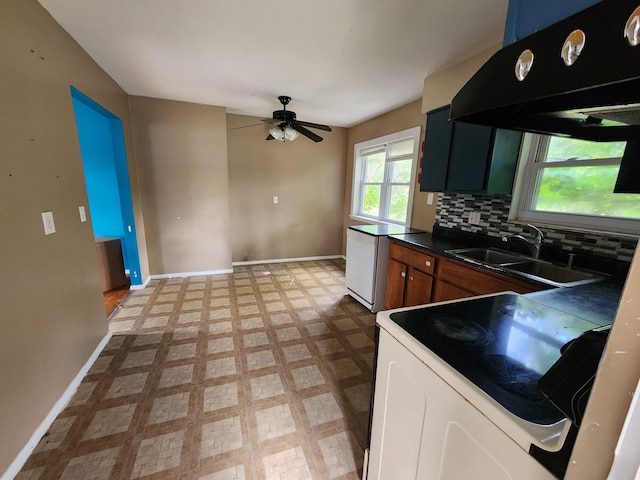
<box><xmin>450</xmin><ymin>0</ymin><xmax>640</xmax><ymax>143</ymax></box>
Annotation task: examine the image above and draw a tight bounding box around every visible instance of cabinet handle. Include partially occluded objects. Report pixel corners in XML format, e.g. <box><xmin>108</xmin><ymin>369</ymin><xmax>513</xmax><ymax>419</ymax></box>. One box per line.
<box><xmin>401</xmin><ymin>272</ymin><xmax>406</xmax><ymax>277</ymax></box>
<box><xmin>425</xmin><ymin>261</ymin><xmax>431</xmax><ymax>267</ymax></box>
<box><xmin>409</xmin><ymin>276</ymin><xmax>414</xmax><ymax>281</ymax></box>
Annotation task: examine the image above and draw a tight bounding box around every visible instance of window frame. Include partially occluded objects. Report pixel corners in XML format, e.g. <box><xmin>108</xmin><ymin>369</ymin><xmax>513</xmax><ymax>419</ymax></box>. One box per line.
<box><xmin>510</xmin><ymin>133</ymin><xmax>640</xmax><ymax>236</ymax></box>
<box><xmin>351</xmin><ymin>126</ymin><xmax>421</xmax><ymax>226</ymax></box>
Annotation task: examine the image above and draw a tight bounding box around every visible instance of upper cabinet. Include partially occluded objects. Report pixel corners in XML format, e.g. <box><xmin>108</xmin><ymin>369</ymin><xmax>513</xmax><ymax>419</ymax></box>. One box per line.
<box><xmin>503</xmin><ymin>0</ymin><xmax>602</xmax><ymax>45</ymax></box>
<box><xmin>420</xmin><ymin>105</ymin><xmax>522</xmax><ymax>194</ymax></box>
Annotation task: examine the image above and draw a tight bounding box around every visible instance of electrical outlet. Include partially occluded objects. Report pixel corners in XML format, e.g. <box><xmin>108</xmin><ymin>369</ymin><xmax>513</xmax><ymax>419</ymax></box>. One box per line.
<box><xmin>469</xmin><ymin>211</ymin><xmax>481</xmax><ymax>225</ymax></box>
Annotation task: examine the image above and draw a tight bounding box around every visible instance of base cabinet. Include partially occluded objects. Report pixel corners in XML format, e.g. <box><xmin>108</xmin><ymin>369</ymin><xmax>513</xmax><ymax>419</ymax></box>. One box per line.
<box><xmin>385</xmin><ymin>240</ymin><xmax>543</xmax><ymax>308</ymax></box>
<box><xmin>384</xmin><ymin>243</ymin><xmax>435</xmax><ymax>309</ymax></box>
<box><xmin>366</xmin><ymin>329</ymin><xmax>555</xmax><ymax>480</ymax></box>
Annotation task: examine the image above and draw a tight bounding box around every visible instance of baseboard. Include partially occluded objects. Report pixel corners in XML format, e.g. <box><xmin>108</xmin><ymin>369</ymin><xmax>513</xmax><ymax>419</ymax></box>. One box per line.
<box><xmin>150</xmin><ymin>268</ymin><xmax>234</xmax><ymax>280</ymax></box>
<box><xmin>233</xmin><ymin>255</ymin><xmax>343</xmax><ymax>266</ymax></box>
<box><xmin>130</xmin><ymin>276</ymin><xmax>151</xmax><ymax>290</ymax></box>
<box><xmin>1</xmin><ymin>332</ymin><xmax>112</xmax><ymax>480</ymax></box>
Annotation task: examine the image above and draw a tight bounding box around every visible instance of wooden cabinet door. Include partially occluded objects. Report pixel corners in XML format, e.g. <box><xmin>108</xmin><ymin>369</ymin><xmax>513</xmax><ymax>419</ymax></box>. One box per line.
<box><xmin>404</xmin><ymin>267</ymin><xmax>433</xmax><ymax>307</ymax></box>
<box><xmin>432</xmin><ymin>279</ymin><xmax>476</xmax><ymax>303</ymax></box>
<box><xmin>385</xmin><ymin>258</ymin><xmax>407</xmax><ymax>310</ymax></box>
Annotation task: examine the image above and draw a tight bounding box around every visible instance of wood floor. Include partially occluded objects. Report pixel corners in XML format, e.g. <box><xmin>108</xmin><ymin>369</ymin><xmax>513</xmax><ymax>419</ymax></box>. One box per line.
<box><xmin>103</xmin><ymin>284</ymin><xmax>130</xmax><ymax>317</ymax></box>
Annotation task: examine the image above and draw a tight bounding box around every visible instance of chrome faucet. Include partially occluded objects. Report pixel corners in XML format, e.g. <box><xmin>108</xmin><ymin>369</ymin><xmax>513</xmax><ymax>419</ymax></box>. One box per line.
<box><xmin>527</xmin><ymin>224</ymin><xmax>545</xmax><ymax>259</ymax></box>
<box><xmin>504</xmin><ymin>224</ymin><xmax>545</xmax><ymax>259</ymax></box>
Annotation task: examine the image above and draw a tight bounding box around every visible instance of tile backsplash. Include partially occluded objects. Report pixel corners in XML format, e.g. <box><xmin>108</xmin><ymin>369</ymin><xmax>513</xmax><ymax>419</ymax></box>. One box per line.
<box><xmin>436</xmin><ymin>194</ymin><xmax>638</xmax><ymax>262</ymax></box>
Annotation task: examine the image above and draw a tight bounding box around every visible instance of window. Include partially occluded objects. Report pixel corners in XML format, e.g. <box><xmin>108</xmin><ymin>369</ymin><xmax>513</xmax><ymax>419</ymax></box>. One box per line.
<box><xmin>351</xmin><ymin>127</ymin><xmax>421</xmax><ymax>225</ymax></box>
<box><xmin>511</xmin><ymin>134</ymin><xmax>640</xmax><ymax>234</ymax></box>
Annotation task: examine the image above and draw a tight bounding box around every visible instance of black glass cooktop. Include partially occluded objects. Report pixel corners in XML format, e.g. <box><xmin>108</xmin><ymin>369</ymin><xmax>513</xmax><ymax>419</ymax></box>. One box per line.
<box><xmin>389</xmin><ymin>293</ymin><xmax>599</xmax><ymax>425</ymax></box>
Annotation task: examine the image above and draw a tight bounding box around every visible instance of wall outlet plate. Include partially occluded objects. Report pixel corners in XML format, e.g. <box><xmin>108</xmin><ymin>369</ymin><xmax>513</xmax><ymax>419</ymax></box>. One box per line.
<box><xmin>469</xmin><ymin>211</ymin><xmax>481</xmax><ymax>225</ymax></box>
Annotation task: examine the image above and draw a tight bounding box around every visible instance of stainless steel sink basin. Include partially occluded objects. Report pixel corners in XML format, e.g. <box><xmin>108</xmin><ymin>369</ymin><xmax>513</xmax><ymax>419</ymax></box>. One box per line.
<box><xmin>446</xmin><ymin>247</ymin><xmax>608</xmax><ymax>287</ymax></box>
<box><xmin>446</xmin><ymin>248</ymin><xmax>532</xmax><ymax>266</ymax></box>
<box><xmin>504</xmin><ymin>261</ymin><xmax>607</xmax><ymax>287</ymax></box>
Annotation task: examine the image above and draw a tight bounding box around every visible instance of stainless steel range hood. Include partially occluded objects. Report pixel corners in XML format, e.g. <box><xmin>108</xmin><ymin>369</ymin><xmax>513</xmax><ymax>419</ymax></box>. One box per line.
<box><xmin>450</xmin><ymin>0</ymin><xmax>640</xmax><ymax>143</ymax></box>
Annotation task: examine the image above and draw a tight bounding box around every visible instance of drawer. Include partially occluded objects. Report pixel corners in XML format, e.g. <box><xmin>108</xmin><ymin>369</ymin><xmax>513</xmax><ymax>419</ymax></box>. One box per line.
<box><xmin>389</xmin><ymin>242</ymin><xmax>436</xmax><ymax>275</ymax></box>
<box><xmin>437</xmin><ymin>258</ymin><xmax>538</xmax><ymax>295</ymax></box>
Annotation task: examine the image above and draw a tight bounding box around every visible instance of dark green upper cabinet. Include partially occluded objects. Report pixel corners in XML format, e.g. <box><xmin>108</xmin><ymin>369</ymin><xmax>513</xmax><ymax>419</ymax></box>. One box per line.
<box><xmin>420</xmin><ymin>105</ymin><xmax>522</xmax><ymax>194</ymax></box>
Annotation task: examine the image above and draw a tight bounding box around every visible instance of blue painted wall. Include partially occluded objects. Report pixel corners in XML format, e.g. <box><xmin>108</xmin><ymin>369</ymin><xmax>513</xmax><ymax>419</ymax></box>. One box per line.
<box><xmin>71</xmin><ymin>87</ymin><xmax>142</xmax><ymax>285</ymax></box>
<box><xmin>72</xmin><ymin>98</ymin><xmax>125</xmax><ymax>239</ymax></box>
<box><xmin>504</xmin><ymin>0</ymin><xmax>603</xmax><ymax>45</ymax></box>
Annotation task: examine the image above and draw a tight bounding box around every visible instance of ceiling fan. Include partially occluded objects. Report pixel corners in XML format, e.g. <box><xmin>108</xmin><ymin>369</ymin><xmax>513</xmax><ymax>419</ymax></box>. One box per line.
<box><xmin>262</xmin><ymin>96</ymin><xmax>332</xmax><ymax>143</ymax></box>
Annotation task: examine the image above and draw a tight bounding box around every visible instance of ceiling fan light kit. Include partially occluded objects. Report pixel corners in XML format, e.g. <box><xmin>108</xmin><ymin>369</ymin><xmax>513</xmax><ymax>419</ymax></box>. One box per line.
<box><xmin>262</xmin><ymin>96</ymin><xmax>332</xmax><ymax>143</ymax></box>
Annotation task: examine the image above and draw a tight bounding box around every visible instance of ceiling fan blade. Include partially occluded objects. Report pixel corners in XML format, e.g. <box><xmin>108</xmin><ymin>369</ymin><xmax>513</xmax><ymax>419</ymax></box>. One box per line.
<box><xmin>292</xmin><ymin>124</ymin><xmax>323</xmax><ymax>142</ymax></box>
<box><xmin>296</xmin><ymin>120</ymin><xmax>332</xmax><ymax>132</ymax></box>
<box><xmin>230</xmin><ymin>122</ymin><xmax>267</xmax><ymax>131</ymax></box>
<box><xmin>261</xmin><ymin>118</ymin><xmax>280</xmax><ymax>124</ymax></box>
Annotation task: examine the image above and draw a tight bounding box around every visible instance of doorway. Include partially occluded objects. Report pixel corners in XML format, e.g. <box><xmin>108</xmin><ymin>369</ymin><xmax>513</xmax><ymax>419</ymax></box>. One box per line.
<box><xmin>70</xmin><ymin>87</ymin><xmax>143</xmax><ymax>303</ymax></box>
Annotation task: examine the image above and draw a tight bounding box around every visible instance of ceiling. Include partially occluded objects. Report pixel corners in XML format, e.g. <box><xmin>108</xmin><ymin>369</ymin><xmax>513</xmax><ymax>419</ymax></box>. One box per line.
<box><xmin>38</xmin><ymin>0</ymin><xmax>508</xmax><ymax>128</ymax></box>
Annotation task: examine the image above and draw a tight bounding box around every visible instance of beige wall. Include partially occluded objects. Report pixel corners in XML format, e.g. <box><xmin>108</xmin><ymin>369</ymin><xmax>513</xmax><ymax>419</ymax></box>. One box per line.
<box><xmin>130</xmin><ymin>96</ymin><xmax>232</xmax><ymax>275</ymax></box>
<box><xmin>227</xmin><ymin>114</ymin><xmax>347</xmax><ymax>262</ymax></box>
<box><xmin>0</xmin><ymin>0</ymin><xmax>146</xmax><ymax>473</ymax></box>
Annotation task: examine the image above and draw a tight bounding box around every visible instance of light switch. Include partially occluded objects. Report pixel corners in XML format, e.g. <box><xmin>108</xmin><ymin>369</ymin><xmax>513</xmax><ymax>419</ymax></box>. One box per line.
<box><xmin>273</xmin><ymin>196</ymin><xmax>279</xmax><ymax>204</ymax></box>
<box><xmin>79</xmin><ymin>205</ymin><xmax>87</xmax><ymax>222</ymax></box>
<box><xmin>41</xmin><ymin>211</ymin><xmax>56</xmax><ymax>235</ymax></box>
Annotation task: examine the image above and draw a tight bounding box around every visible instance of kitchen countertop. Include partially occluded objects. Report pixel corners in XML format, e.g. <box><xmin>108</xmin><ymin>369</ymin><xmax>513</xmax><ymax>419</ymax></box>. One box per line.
<box><xmin>348</xmin><ymin>224</ymin><xmax>422</xmax><ymax>236</ymax></box>
<box><xmin>387</xmin><ymin>231</ymin><xmax>624</xmax><ymax>326</ymax></box>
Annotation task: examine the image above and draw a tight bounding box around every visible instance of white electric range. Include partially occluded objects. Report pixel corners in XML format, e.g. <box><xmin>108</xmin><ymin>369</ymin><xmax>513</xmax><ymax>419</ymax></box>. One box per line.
<box><xmin>364</xmin><ymin>292</ymin><xmax>601</xmax><ymax>480</ymax></box>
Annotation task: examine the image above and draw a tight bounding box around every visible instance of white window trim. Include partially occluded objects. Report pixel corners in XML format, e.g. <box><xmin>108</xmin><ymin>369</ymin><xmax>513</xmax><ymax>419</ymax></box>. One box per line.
<box><xmin>509</xmin><ymin>133</ymin><xmax>640</xmax><ymax>237</ymax></box>
<box><xmin>350</xmin><ymin>126</ymin><xmax>421</xmax><ymax>226</ymax></box>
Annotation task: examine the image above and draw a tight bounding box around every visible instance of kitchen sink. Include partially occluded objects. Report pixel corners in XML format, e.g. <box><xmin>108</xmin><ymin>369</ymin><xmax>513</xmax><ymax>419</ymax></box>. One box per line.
<box><xmin>504</xmin><ymin>261</ymin><xmax>607</xmax><ymax>287</ymax></box>
<box><xmin>446</xmin><ymin>247</ymin><xmax>608</xmax><ymax>287</ymax></box>
<box><xmin>446</xmin><ymin>248</ymin><xmax>532</xmax><ymax>266</ymax></box>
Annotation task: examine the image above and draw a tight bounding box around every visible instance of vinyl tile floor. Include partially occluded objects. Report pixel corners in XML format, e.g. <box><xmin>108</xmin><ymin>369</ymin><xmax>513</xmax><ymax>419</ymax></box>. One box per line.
<box><xmin>17</xmin><ymin>259</ymin><xmax>376</xmax><ymax>480</ymax></box>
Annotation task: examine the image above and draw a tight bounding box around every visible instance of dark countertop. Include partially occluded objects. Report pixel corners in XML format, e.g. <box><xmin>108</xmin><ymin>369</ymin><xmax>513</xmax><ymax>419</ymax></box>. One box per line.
<box><xmin>387</xmin><ymin>231</ymin><xmax>624</xmax><ymax>326</ymax></box>
<box><xmin>348</xmin><ymin>224</ymin><xmax>423</xmax><ymax>236</ymax></box>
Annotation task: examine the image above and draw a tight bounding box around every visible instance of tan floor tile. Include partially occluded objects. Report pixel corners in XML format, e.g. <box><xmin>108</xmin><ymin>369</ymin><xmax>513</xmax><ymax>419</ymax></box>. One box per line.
<box><xmin>345</xmin><ymin>332</ymin><xmax>374</xmax><ymax>349</ymax></box>
<box><xmin>243</xmin><ymin>331</ymin><xmax>269</xmax><ymax>348</ymax></box>
<box><xmin>133</xmin><ymin>332</ymin><xmax>163</xmax><ymax>346</ymax></box>
<box><xmin>82</xmin><ymin>404</ymin><xmax>137</xmax><ymax>440</ymax></box>
<box><xmin>185</xmin><ymin>290</ymin><xmax>205</xmax><ymax>299</ymax></box>
<box><xmin>157</xmin><ymin>293</ymin><xmax>179</xmax><ymax>302</ymax></box>
<box><xmin>209</xmin><ymin>320</ymin><xmax>233</xmax><ymax>334</ymax></box>
<box><xmin>315</xmin><ymin>338</ymin><xmax>345</xmax><ymax>356</ymax></box>
<box><xmin>270</xmin><ymin>313</ymin><xmax>294</xmax><ymax>325</ymax></box>
<box><xmin>208</xmin><ymin>337</ymin><xmax>235</xmax><ymax>354</ymax></box>
<box><xmin>201</xmin><ymin>416</ymin><xmax>243</xmax><ymax>459</ymax></box>
<box><xmin>173</xmin><ymin>326</ymin><xmax>199</xmax><ymax>341</ymax></box>
<box><xmin>34</xmin><ymin>416</ymin><xmax>75</xmax><ymax>452</ymax></box>
<box><xmin>109</xmin><ymin>319</ymin><xmax>136</xmax><ymax>333</ymax></box>
<box><xmin>14</xmin><ymin>466</ymin><xmax>45</xmax><ymax>480</ymax></box>
<box><xmin>282</xmin><ymin>344</ymin><xmax>312</xmax><ymax>363</ymax></box>
<box><xmin>159</xmin><ymin>364</ymin><xmax>194</xmax><ymax>388</ymax></box>
<box><xmin>178</xmin><ymin>311</ymin><xmax>202</xmax><ymax>324</ymax></box>
<box><xmin>344</xmin><ymin>383</ymin><xmax>371</xmax><ymax>413</ymax></box>
<box><xmin>199</xmin><ymin>464</ymin><xmax>246</xmax><ymax>480</ymax></box>
<box><xmin>182</xmin><ymin>299</ymin><xmax>204</xmax><ymax>310</ymax></box>
<box><xmin>237</xmin><ymin>294</ymin><xmax>257</xmax><ymax>304</ymax></box>
<box><xmin>167</xmin><ymin>343</ymin><xmax>197</xmax><ymax>361</ymax></box>
<box><xmin>291</xmin><ymin>365</ymin><xmax>325</xmax><ymax>390</ymax></box>
<box><xmin>60</xmin><ymin>447</ymin><xmax>120</xmax><ymax>480</ymax></box>
<box><xmin>68</xmin><ymin>381</ymin><xmax>98</xmax><ymax>406</ymax></box>
<box><xmin>297</xmin><ymin>309</ymin><xmax>321</xmax><ymax>322</ymax></box>
<box><xmin>265</xmin><ymin>302</ymin><xmax>286</xmax><ymax>312</ymax></box>
<box><xmin>150</xmin><ymin>304</ymin><xmax>174</xmax><ymax>314</ymax></box>
<box><xmin>147</xmin><ymin>391</ymin><xmax>190</xmax><ymax>425</ymax></box>
<box><xmin>88</xmin><ymin>356</ymin><xmax>113</xmax><ymax>375</ymax></box>
<box><xmin>203</xmin><ymin>382</ymin><xmax>239</xmax><ymax>412</ymax></box>
<box><xmin>211</xmin><ymin>297</ymin><xmax>232</xmax><ymax>307</ymax></box>
<box><xmin>328</xmin><ymin>358</ymin><xmax>362</xmax><ymax>380</ymax></box>
<box><xmin>318</xmin><ymin>431</ymin><xmax>362</xmax><ymax>479</ymax></box>
<box><xmin>250</xmin><ymin>373</ymin><xmax>285</xmax><ymax>400</ymax></box>
<box><xmin>262</xmin><ymin>447</ymin><xmax>311</xmax><ymax>480</ymax></box>
<box><xmin>332</xmin><ymin>318</ymin><xmax>358</xmax><ymax>331</ymax></box>
<box><xmin>240</xmin><ymin>317</ymin><xmax>264</xmax><ymax>330</ymax></box>
<box><xmin>246</xmin><ymin>350</ymin><xmax>276</xmax><ymax>371</ymax></box>
<box><xmin>210</xmin><ymin>308</ymin><xmax>233</xmax><ymax>320</ymax></box>
<box><xmin>103</xmin><ymin>336</ymin><xmax>126</xmax><ymax>350</ymax></box>
<box><xmin>305</xmin><ymin>323</ymin><xmax>331</xmax><ymax>337</ymax></box>
<box><xmin>131</xmin><ymin>430</ymin><xmax>185</xmax><ymax>478</ymax></box>
<box><xmin>255</xmin><ymin>404</ymin><xmax>296</xmax><ymax>442</ymax></box>
<box><xmin>105</xmin><ymin>372</ymin><xmax>148</xmax><ymax>398</ymax></box>
<box><xmin>206</xmin><ymin>357</ymin><xmax>237</xmax><ymax>379</ymax></box>
<box><xmin>238</xmin><ymin>305</ymin><xmax>260</xmax><ymax>316</ymax></box>
<box><xmin>302</xmin><ymin>393</ymin><xmax>343</xmax><ymax>426</ymax></box>
<box><xmin>120</xmin><ymin>349</ymin><xmax>157</xmax><ymax>369</ymax></box>
<box><xmin>275</xmin><ymin>326</ymin><xmax>302</xmax><ymax>342</ymax></box>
